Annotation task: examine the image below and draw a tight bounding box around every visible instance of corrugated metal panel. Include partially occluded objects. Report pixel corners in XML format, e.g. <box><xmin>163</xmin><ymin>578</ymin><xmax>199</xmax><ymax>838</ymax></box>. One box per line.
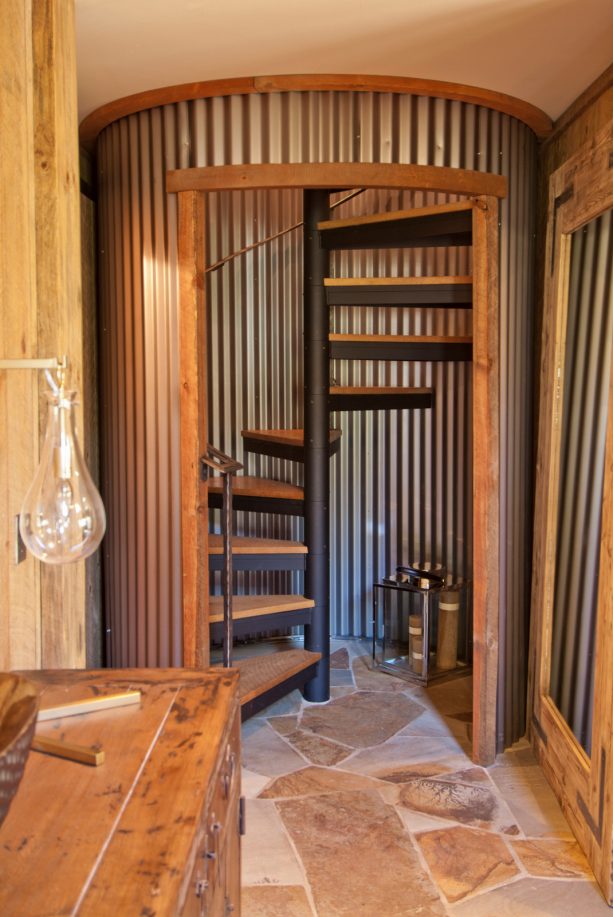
<box><xmin>97</xmin><ymin>90</ymin><xmax>536</xmax><ymax>745</ymax></box>
<box><xmin>549</xmin><ymin>211</ymin><xmax>613</xmax><ymax>754</ymax></box>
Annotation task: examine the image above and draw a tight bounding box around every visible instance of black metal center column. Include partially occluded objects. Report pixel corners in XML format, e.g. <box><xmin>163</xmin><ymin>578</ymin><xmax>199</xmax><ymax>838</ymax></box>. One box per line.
<box><xmin>303</xmin><ymin>189</ymin><xmax>330</xmax><ymax>702</ymax></box>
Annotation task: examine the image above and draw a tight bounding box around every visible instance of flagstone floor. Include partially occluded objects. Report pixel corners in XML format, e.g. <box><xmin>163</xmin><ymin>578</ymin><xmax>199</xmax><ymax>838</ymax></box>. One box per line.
<box><xmin>238</xmin><ymin>637</ymin><xmax>610</xmax><ymax>916</ymax></box>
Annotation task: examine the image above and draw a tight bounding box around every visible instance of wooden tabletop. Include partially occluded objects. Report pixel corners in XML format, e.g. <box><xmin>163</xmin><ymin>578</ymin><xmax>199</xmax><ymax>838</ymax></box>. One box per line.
<box><xmin>0</xmin><ymin>668</ymin><xmax>239</xmax><ymax>916</ymax></box>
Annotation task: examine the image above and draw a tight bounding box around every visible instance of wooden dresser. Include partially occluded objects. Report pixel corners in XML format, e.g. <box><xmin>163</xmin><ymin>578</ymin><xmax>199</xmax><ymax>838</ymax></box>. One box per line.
<box><xmin>0</xmin><ymin>668</ymin><xmax>241</xmax><ymax>916</ymax></box>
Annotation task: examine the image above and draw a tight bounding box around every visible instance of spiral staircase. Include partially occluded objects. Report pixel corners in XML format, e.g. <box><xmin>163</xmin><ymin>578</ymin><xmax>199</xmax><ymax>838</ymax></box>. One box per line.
<box><xmin>207</xmin><ymin>195</ymin><xmax>474</xmax><ymax>717</ymax></box>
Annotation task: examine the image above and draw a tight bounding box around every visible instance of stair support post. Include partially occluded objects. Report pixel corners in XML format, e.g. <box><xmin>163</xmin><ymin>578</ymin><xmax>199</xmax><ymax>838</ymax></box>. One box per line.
<box><xmin>222</xmin><ymin>471</ymin><xmax>233</xmax><ymax>668</ymax></box>
<box><xmin>303</xmin><ymin>189</ymin><xmax>330</xmax><ymax>702</ymax></box>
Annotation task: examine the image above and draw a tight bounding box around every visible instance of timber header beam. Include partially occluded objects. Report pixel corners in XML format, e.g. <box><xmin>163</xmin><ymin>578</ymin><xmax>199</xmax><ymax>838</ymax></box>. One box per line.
<box><xmin>166</xmin><ymin>162</ymin><xmax>507</xmax><ymax>199</ymax></box>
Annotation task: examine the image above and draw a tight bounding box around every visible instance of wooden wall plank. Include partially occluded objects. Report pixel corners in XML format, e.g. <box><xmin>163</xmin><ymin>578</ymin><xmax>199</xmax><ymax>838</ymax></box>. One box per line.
<box><xmin>0</xmin><ymin>0</ymin><xmax>41</xmax><ymax>670</ymax></box>
<box><xmin>32</xmin><ymin>0</ymin><xmax>86</xmax><ymax>668</ymax></box>
<box><xmin>178</xmin><ymin>190</ymin><xmax>209</xmax><ymax>667</ymax></box>
<box><xmin>471</xmin><ymin>196</ymin><xmax>500</xmax><ymax>766</ymax></box>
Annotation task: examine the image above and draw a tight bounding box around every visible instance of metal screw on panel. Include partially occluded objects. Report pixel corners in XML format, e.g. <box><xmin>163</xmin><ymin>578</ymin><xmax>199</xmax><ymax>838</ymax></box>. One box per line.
<box><xmin>195</xmin><ymin>879</ymin><xmax>208</xmax><ymax>897</ymax></box>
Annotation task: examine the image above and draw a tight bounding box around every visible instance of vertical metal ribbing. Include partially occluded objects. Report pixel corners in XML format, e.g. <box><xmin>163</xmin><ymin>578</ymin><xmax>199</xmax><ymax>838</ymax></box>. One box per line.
<box><xmin>303</xmin><ymin>189</ymin><xmax>330</xmax><ymax>702</ymax></box>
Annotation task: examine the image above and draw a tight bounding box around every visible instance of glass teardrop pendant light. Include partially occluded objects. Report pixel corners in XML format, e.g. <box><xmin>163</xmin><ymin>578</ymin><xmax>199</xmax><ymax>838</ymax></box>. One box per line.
<box><xmin>19</xmin><ymin>380</ymin><xmax>106</xmax><ymax>564</ymax></box>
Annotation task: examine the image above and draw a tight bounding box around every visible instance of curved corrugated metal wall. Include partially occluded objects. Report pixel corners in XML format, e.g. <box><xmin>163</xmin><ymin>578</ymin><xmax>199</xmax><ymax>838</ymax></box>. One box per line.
<box><xmin>97</xmin><ymin>90</ymin><xmax>536</xmax><ymax>744</ymax></box>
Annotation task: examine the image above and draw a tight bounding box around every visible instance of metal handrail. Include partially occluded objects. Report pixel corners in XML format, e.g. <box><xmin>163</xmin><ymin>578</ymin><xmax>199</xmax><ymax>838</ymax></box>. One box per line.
<box><xmin>205</xmin><ymin>188</ymin><xmax>367</xmax><ymax>274</ymax></box>
<box><xmin>200</xmin><ymin>445</ymin><xmax>243</xmax><ymax>668</ymax></box>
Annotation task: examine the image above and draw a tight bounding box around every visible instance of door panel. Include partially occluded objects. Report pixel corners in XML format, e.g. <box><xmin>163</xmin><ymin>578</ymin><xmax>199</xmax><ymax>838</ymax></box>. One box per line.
<box><xmin>530</xmin><ymin>118</ymin><xmax>613</xmax><ymax>904</ymax></box>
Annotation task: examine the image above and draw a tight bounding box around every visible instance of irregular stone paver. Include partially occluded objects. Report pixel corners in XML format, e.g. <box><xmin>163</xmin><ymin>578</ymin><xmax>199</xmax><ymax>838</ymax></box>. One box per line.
<box><xmin>285</xmin><ymin>729</ymin><xmax>351</xmax><ymax>766</ymax></box>
<box><xmin>511</xmin><ymin>838</ymin><xmax>592</xmax><ymax>879</ymax></box>
<box><xmin>300</xmin><ymin>690</ymin><xmax>423</xmax><ymax>748</ymax></box>
<box><xmin>397</xmin><ymin>777</ymin><xmax>519</xmax><ymax>833</ymax></box>
<box><xmin>330</xmin><ymin>648</ymin><xmax>350</xmax><ymax>669</ymax></box>
<box><xmin>259</xmin><ymin>766</ymin><xmax>379</xmax><ymax>800</ymax></box>
<box><xmin>241</xmin><ymin>885</ymin><xmax>314</xmax><ymax>916</ymax></box>
<box><xmin>352</xmin><ymin>655</ymin><xmax>409</xmax><ymax>692</ymax></box>
<box><xmin>417</xmin><ymin>825</ymin><xmax>519</xmax><ymax>903</ymax></box>
<box><xmin>277</xmin><ymin>790</ymin><xmax>446</xmax><ymax>916</ymax></box>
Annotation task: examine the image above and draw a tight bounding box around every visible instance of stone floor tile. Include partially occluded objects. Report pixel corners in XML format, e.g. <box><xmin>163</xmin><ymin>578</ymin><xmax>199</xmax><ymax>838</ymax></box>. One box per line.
<box><xmin>241</xmin><ymin>885</ymin><xmax>314</xmax><ymax>917</ymax></box>
<box><xmin>329</xmin><ymin>686</ymin><xmax>356</xmax><ymax>698</ymax></box>
<box><xmin>488</xmin><ymin>763</ymin><xmax>574</xmax><ymax>837</ymax></box>
<box><xmin>417</xmin><ymin>825</ymin><xmax>519</xmax><ymax>903</ymax></box>
<box><xmin>329</xmin><ymin>647</ymin><xmax>350</xmax><ymax>669</ymax></box>
<box><xmin>277</xmin><ymin>789</ymin><xmax>446</xmax><ymax>916</ymax></box>
<box><xmin>284</xmin><ymin>729</ymin><xmax>352</xmax><ymax>766</ymax></box>
<box><xmin>300</xmin><ymin>690</ymin><xmax>424</xmax><ymax>748</ymax></box>
<box><xmin>242</xmin><ymin>798</ymin><xmax>306</xmax><ymax>887</ymax></box>
<box><xmin>259</xmin><ymin>765</ymin><xmax>380</xmax><ymax>799</ymax></box>
<box><xmin>511</xmin><ymin>837</ymin><xmax>593</xmax><ymax>879</ymax></box>
<box><xmin>242</xmin><ymin>720</ymin><xmax>308</xmax><ymax>777</ymax></box>
<box><xmin>397</xmin><ymin>776</ymin><xmax>520</xmax><ymax>833</ymax></box>
<box><xmin>257</xmin><ymin>689</ymin><xmax>305</xmax><ymax>717</ymax></box>
<box><xmin>352</xmin><ymin>654</ymin><xmax>412</xmax><ymax>692</ymax></box>
<box><xmin>242</xmin><ymin>767</ymin><xmax>273</xmax><ymax>799</ymax></box>
<box><xmin>329</xmin><ymin>668</ymin><xmax>355</xmax><ymax>686</ymax></box>
<box><xmin>398</xmin><ymin>709</ymin><xmax>460</xmax><ymax>738</ymax></box>
<box><xmin>268</xmin><ymin>715</ymin><xmax>299</xmax><ymax>736</ymax></box>
<box><xmin>450</xmin><ymin>877</ymin><xmax>611</xmax><ymax>916</ymax></box>
<box><xmin>342</xmin><ymin>736</ymin><xmax>470</xmax><ymax>776</ymax></box>
<box><xmin>425</xmin><ymin>675</ymin><xmax>473</xmax><ymax>716</ymax></box>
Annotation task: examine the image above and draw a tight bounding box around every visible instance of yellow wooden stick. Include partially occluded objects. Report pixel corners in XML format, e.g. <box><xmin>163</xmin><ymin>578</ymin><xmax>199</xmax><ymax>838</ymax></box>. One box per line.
<box><xmin>32</xmin><ymin>735</ymin><xmax>105</xmax><ymax>767</ymax></box>
<box><xmin>38</xmin><ymin>690</ymin><xmax>141</xmax><ymax>722</ymax></box>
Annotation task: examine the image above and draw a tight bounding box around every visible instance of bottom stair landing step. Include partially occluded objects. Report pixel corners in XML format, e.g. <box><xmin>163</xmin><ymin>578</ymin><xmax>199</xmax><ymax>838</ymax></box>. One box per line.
<box><xmin>233</xmin><ymin>648</ymin><xmax>322</xmax><ymax>720</ymax></box>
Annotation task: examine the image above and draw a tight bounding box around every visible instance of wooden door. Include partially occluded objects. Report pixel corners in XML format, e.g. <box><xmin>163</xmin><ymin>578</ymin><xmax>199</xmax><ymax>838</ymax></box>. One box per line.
<box><xmin>530</xmin><ymin>119</ymin><xmax>613</xmax><ymax>903</ymax></box>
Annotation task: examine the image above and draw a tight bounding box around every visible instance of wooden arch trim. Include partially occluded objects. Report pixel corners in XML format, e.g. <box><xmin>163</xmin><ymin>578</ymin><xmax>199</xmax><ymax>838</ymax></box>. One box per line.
<box><xmin>167</xmin><ymin>161</ymin><xmax>507</xmax><ymax>199</ymax></box>
<box><xmin>174</xmin><ymin>161</ymin><xmax>500</xmax><ymax>765</ymax></box>
<box><xmin>81</xmin><ymin>73</ymin><xmax>552</xmax><ymax>148</ymax></box>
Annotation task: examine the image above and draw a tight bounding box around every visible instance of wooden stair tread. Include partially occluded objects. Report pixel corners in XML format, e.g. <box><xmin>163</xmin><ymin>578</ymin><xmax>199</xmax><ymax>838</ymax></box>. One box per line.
<box><xmin>330</xmin><ymin>334</ymin><xmax>472</xmax><ymax>343</ymax></box>
<box><xmin>209</xmin><ymin>535</ymin><xmax>307</xmax><ymax>555</ymax></box>
<box><xmin>318</xmin><ymin>201</ymin><xmax>473</xmax><ymax>232</ymax></box>
<box><xmin>330</xmin><ymin>385</ymin><xmax>433</xmax><ymax>395</ymax></box>
<box><xmin>209</xmin><ymin>594</ymin><xmax>315</xmax><ymax>624</ymax></box>
<box><xmin>241</xmin><ymin>428</ymin><xmax>341</xmax><ymax>446</ymax></box>
<box><xmin>324</xmin><ymin>275</ymin><xmax>472</xmax><ymax>287</ymax></box>
<box><xmin>208</xmin><ymin>476</ymin><xmax>304</xmax><ymax>500</ymax></box>
<box><xmin>234</xmin><ymin>649</ymin><xmax>322</xmax><ymax>707</ymax></box>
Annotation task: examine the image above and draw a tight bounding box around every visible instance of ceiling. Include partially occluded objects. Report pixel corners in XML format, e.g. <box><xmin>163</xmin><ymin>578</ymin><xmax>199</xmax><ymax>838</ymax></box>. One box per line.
<box><xmin>76</xmin><ymin>0</ymin><xmax>613</xmax><ymax>124</ymax></box>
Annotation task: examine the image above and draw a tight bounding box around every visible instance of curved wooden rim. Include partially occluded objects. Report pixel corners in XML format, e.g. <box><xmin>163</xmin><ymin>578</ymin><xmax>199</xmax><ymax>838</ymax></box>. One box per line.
<box><xmin>166</xmin><ymin>162</ymin><xmax>507</xmax><ymax>199</ymax></box>
<box><xmin>80</xmin><ymin>73</ymin><xmax>553</xmax><ymax>147</ymax></box>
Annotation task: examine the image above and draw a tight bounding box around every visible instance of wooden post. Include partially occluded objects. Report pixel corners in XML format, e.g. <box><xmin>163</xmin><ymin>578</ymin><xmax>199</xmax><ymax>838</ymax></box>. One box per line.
<box><xmin>472</xmin><ymin>195</ymin><xmax>500</xmax><ymax>765</ymax></box>
<box><xmin>0</xmin><ymin>0</ymin><xmax>41</xmax><ymax>670</ymax></box>
<box><xmin>32</xmin><ymin>0</ymin><xmax>86</xmax><ymax>668</ymax></box>
<box><xmin>177</xmin><ymin>190</ymin><xmax>208</xmax><ymax>667</ymax></box>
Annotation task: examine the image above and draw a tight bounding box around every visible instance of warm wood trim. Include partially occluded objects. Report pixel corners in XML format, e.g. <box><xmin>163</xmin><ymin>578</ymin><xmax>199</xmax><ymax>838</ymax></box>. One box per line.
<box><xmin>330</xmin><ymin>385</ymin><xmax>433</xmax><ymax>395</ymax></box>
<box><xmin>209</xmin><ymin>595</ymin><xmax>315</xmax><ymax>623</ymax></box>
<box><xmin>330</xmin><ymin>333</ymin><xmax>471</xmax><ymax>343</ymax></box>
<box><xmin>530</xmin><ymin>118</ymin><xmax>613</xmax><ymax>904</ymax></box>
<box><xmin>318</xmin><ymin>201</ymin><xmax>474</xmax><ymax>231</ymax></box>
<box><xmin>471</xmin><ymin>195</ymin><xmax>500</xmax><ymax>766</ymax></box>
<box><xmin>33</xmin><ymin>0</ymin><xmax>85</xmax><ymax>668</ymax></box>
<box><xmin>325</xmin><ymin>276</ymin><xmax>472</xmax><ymax>287</ymax></box>
<box><xmin>208</xmin><ymin>535</ymin><xmax>307</xmax><ymax>555</ymax></box>
<box><xmin>79</xmin><ymin>73</ymin><xmax>552</xmax><ymax>148</ymax></box>
<box><xmin>177</xmin><ymin>162</ymin><xmax>500</xmax><ymax>766</ymax></box>
<box><xmin>208</xmin><ymin>475</ymin><xmax>304</xmax><ymax>500</ymax></box>
<box><xmin>167</xmin><ymin>162</ymin><xmax>507</xmax><ymax>199</ymax></box>
<box><xmin>178</xmin><ymin>190</ymin><xmax>208</xmax><ymax>667</ymax></box>
<box><xmin>240</xmin><ymin>428</ymin><xmax>341</xmax><ymax>446</ymax></box>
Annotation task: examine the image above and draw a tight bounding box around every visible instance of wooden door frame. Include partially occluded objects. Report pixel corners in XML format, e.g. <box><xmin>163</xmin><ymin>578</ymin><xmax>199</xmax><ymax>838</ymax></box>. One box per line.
<box><xmin>170</xmin><ymin>161</ymin><xmax>505</xmax><ymax>765</ymax></box>
<box><xmin>529</xmin><ymin>120</ymin><xmax>613</xmax><ymax>901</ymax></box>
